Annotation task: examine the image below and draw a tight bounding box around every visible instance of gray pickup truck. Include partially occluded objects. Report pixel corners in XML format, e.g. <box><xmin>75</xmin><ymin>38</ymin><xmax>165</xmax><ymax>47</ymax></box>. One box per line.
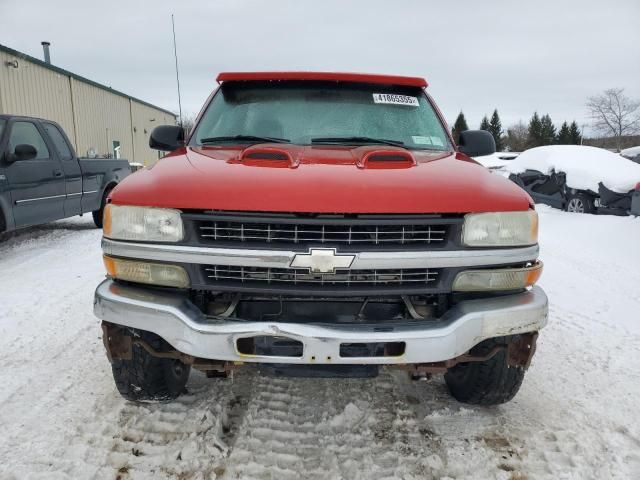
<box><xmin>0</xmin><ymin>115</ymin><xmax>130</xmax><ymax>233</ymax></box>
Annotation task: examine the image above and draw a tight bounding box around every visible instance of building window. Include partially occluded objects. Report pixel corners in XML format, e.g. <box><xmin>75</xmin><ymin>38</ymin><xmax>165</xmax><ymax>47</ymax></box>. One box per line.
<box><xmin>112</xmin><ymin>140</ymin><xmax>121</xmax><ymax>159</ymax></box>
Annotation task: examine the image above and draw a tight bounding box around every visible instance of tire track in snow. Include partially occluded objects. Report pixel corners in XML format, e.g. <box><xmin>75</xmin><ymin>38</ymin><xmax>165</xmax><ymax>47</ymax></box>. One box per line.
<box><xmin>218</xmin><ymin>370</ymin><xmax>447</xmax><ymax>480</ymax></box>
<box><xmin>53</xmin><ymin>372</ymin><xmax>234</xmax><ymax>480</ymax></box>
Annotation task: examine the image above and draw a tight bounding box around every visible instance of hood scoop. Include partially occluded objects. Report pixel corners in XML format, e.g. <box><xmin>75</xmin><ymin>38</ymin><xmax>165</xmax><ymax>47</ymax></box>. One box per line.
<box><xmin>357</xmin><ymin>149</ymin><xmax>416</xmax><ymax>169</ymax></box>
<box><xmin>239</xmin><ymin>146</ymin><xmax>299</xmax><ymax>168</ymax></box>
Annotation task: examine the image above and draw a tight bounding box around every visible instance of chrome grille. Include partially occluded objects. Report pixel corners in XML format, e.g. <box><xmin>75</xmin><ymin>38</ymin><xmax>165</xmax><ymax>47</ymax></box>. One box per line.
<box><xmin>204</xmin><ymin>265</ymin><xmax>439</xmax><ymax>287</ymax></box>
<box><xmin>198</xmin><ymin>222</ymin><xmax>448</xmax><ymax>246</ymax></box>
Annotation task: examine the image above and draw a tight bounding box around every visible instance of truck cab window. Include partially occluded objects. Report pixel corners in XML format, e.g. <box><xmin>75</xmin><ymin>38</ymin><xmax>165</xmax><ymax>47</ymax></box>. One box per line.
<box><xmin>42</xmin><ymin>123</ymin><xmax>73</xmax><ymax>160</ymax></box>
<box><xmin>8</xmin><ymin>122</ymin><xmax>50</xmax><ymax>160</ymax></box>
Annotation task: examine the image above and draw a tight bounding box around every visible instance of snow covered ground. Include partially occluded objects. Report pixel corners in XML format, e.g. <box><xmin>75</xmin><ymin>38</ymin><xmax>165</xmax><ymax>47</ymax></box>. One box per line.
<box><xmin>1</xmin><ymin>208</ymin><xmax>639</xmax><ymax>480</ymax></box>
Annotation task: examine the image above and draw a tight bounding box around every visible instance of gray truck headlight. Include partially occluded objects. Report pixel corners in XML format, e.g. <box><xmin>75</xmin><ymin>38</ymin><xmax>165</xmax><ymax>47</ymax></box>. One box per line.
<box><xmin>462</xmin><ymin>211</ymin><xmax>538</xmax><ymax>247</ymax></box>
<box><xmin>103</xmin><ymin>205</ymin><xmax>184</xmax><ymax>242</ymax></box>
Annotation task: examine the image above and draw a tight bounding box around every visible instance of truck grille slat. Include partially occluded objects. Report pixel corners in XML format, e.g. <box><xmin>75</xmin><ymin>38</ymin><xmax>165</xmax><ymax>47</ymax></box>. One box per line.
<box><xmin>204</xmin><ymin>266</ymin><xmax>439</xmax><ymax>286</ymax></box>
<box><xmin>198</xmin><ymin>222</ymin><xmax>448</xmax><ymax>246</ymax></box>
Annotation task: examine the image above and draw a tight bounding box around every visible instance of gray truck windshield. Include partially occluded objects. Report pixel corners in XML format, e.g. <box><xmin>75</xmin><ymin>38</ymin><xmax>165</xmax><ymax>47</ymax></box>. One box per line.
<box><xmin>192</xmin><ymin>82</ymin><xmax>451</xmax><ymax>151</ymax></box>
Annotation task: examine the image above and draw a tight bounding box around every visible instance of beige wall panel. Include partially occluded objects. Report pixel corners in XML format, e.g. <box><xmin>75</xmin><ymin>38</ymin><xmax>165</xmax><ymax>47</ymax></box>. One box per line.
<box><xmin>131</xmin><ymin>101</ymin><xmax>177</xmax><ymax>166</ymax></box>
<box><xmin>70</xmin><ymin>79</ymin><xmax>133</xmax><ymax>160</ymax></box>
<box><xmin>0</xmin><ymin>50</ymin><xmax>77</xmax><ymax>147</ymax></box>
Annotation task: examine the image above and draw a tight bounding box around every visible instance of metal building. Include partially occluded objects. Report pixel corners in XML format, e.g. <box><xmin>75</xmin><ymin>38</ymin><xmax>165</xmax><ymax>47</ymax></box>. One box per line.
<box><xmin>0</xmin><ymin>43</ymin><xmax>177</xmax><ymax>166</ymax></box>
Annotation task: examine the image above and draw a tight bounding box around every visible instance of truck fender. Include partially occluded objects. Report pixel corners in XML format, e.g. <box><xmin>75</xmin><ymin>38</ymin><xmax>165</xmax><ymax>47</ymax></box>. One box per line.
<box><xmin>97</xmin><ymin>181</ymin><xmax>118</xmax><ymax>210</ymax></box>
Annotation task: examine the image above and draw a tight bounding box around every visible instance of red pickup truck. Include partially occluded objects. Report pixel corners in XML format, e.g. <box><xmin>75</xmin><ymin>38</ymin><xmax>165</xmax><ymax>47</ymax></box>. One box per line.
<box><xmin>94</xmin><ymin>72</ymin><xmax>547</xmax><ymax>405</ymax></box>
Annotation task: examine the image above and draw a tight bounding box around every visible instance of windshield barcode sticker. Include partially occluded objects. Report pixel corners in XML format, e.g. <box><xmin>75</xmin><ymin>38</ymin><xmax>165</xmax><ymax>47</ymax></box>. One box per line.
<box><xmin>373</xmin><ymin>93</ymin><xmax>419</xmax><ymax>106</ymax></box>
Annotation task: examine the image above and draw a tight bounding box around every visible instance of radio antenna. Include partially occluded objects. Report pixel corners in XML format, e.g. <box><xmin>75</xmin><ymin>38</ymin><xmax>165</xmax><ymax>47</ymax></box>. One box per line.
<box><xmin>171</xmin><ymin>14</ymin><xmax>183</xmax><ymax>127</ymax></box>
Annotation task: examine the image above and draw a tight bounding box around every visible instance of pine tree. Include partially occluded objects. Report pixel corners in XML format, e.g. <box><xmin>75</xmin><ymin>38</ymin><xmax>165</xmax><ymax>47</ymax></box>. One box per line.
<box><xmin>451</xmin><ymin>112</ymin><xmax>469</xmax><ymax>144</ymax></box>
<box><xmin>540</xmin><ymin>114</ymin><xmax>556</xmax><ymax>146</ymax></box>
<box><xmin>480</xmin><ymin>115</ymin><xmax>490</xmax><ymax>131</ymax></box>
<box><xmin>527</xmin><ymin>112</ymin><xmax>543</xmax><ymax>148</ymax></box>
<box><xmin>488</xmin><ymin>109</ymin><xmax>503</xmax><ymax>151</ymax></box>
<box><xmin>569</xmin><ymin>121</ymin><xmax>582</xmax><ymax>145</ymax></box>
<box><xmin>557</xmin><ymin>122</ymin><xmax>571</xmax><ymax>144</ymax></box>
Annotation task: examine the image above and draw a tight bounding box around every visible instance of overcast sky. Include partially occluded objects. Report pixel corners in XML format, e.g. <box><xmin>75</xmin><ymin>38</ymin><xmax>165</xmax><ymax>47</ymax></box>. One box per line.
<box><xmin>1</xmin><ymin>0</ymin><xmax>639</xmax><ymax>134</ymax></box>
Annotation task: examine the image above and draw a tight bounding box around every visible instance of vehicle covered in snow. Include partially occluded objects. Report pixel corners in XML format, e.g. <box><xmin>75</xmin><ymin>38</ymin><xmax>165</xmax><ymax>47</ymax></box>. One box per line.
<box><xmin>506</xmin><ymin>145</ymin><xmax>640</xmax><ymax>215</ymax></box>
<box><xmin>621</xmin><ymin>146</ymin><xmax>640</xmax><ymax>164</ymax></box>
<box><xmin>94</xmin><ymin>72</ymin><xmax>548</xmax><ymax>406</ymax></box>
<box><xmin>0</xmin><ymin>115</ymin><xmax>130</xmax><ymax>233</ymax></box>
<box><xmin>472</xmin><ymin>151</ymin><xmax>519</xmax><ymax>171</ymax></box>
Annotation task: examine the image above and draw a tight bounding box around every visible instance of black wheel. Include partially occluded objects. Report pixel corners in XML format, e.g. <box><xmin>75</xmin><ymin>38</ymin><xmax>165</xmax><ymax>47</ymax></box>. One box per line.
<box><xmin>92</xmin><ymin>188</ymin><xmax>113</xmax><ymax>228</ymax></box>
<box><xmin>565</xmin><ymin>192</ymin><xmax>596</xmax><ymax>214</ymax></box>
<box><xmin>444</xmin><ymin>338</ymin><xmax>526</xmax><ymax>405</ymax></box>
<box><xmin>111</xmin><ymin>329</ymin><xmax>190</xmax><ymax>402</ymax></box>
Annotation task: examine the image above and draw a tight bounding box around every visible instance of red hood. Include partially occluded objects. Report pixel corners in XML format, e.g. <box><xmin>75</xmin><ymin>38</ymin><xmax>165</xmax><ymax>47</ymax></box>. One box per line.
<box><xmin>110</xmin><ymin>145</ymin><xmax>532</xmax><ymax>213</ymax></box>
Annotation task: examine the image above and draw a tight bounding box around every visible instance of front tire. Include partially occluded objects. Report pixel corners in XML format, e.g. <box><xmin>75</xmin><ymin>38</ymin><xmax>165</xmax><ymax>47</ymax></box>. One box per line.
<box><xmin>444</xmin><ymin>338</ymin><xmax>526</xmax><ymax>405</ymax></box>
<box><xmin>92</xmin><ymin>188</ymin><xmax>113</xmax><ymax>228</ymax></box>
<box><xmin>111</xmin><ymin>329</ymin><xmax>190</xmax><ymax>402</ymax></box>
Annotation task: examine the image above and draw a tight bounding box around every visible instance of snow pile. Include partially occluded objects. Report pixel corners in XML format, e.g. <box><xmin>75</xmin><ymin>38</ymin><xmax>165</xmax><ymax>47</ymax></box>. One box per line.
<box><xmin>505</xmin><ymin>145</ymin><xmax>640</xmax><ymax>193</ymax></box>
<box><xmin>473</xmin><ymin>152</ymin><xmax>520</xmax><ymax>170</ymax></box>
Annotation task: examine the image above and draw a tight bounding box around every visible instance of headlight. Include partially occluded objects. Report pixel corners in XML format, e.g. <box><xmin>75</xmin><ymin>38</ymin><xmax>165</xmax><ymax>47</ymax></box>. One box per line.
<box><xmin>462</xmin><ymin>210</ymin><xmax>538</xmax><ymax>247</ymax></box>
<box><xmin>104</xmin><ymin>256</ymin><xmax>190</xmax><ymax>288</ymax></box>
<box><xmin>103</xmin><ymin>205</ymin><xmax>184</xmax><ymax>242</ymax></box>
<box><xmin>453</xmin><ymin>262</ymin><xmax>543</xmax><ymax>292</ymax></box>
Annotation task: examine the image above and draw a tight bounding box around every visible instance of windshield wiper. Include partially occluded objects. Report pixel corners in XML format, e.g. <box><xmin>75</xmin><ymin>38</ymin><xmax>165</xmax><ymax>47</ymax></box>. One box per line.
<box><xmin>311</xmin><ymin>136</ymin><xmax>404</xmax><ymax>147</ymax></box>
<box><xmin>200</xmin><ymin>135</ymin><xmax>290</xmax><ymax>144</ymax></box>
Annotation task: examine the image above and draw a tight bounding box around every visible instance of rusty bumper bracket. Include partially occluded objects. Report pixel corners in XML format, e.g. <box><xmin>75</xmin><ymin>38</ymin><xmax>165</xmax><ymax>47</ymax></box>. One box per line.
<box><xmin>400</xmin><ymin>332</ymin><xmax>539</xmax><ymax>376</ymax></box>
<box><xmin>507</xmin><ymin>332</ymin><xmax>538</xmax><ymax>369</ymax></box>
<box><xmin>101</xmin><ymin>322</ymin><xmax>239</xmax><ymax>374</ymax></box>
<box><xmin>101</xmin><ymin>322</ymin><xmax>133</xmax><ymax>363</ymax></box>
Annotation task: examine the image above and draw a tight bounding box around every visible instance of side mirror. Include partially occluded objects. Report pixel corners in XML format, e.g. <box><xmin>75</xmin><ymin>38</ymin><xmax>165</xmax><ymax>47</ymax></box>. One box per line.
<box><xmin>7</xmin><ymin>144</ymin><xmax>38</xmax><ymax>162</ymax></box>
<box><xmin>458</xmin><ymin>130</ymin><xmax>496</xmax><ymax>157</ymax></box>
<box><xmin>149</xmin><ymin>125</ymin><xmax>185</xmax><ymax>151</ymax></box>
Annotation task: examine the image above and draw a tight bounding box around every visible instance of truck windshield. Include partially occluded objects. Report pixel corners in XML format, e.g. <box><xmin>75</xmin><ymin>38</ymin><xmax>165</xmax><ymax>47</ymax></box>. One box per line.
<box><xmin>192</xmin><ymin>81</ymin><xmax>451</xmax><ymax>151</ymax></box>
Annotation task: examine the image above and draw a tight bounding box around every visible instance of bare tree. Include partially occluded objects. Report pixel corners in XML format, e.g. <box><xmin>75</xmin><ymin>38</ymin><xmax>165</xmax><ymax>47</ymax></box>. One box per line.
<box><xmin>504</xmin><ymin>121</ymin><xmax>529</xmax><ymax>152</ymax></box>
<box><xmin>586</xmin><ymin>88</ymin><xmax>640</xmax><ymax>151</ymax></box>
<box><xmin>180</xmin><ymin>112</ymin><xmax>198</xmax><ymax>137</ymax></box>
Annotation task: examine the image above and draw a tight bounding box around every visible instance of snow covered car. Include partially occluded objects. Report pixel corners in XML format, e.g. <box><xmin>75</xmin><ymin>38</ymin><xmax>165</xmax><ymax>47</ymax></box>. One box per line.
<box><xmin>506</xmin><ymin>145</ymin><xmax>640</xmax><ymax>215</ymax></box>
<box><xmin>472</xmin><ymin>151</ymin><xmax>519</xmax><ymax>171</ymax></box>
<box><xmin>621</xmin><ymin>146</ymin><xmax>640</xmax><ymax>164</ymax></box>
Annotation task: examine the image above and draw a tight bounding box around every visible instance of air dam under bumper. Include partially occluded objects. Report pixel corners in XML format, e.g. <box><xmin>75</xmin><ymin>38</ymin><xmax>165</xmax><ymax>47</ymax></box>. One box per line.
<box><xmin>94</xmin><ymin>280</ymin><xmax>548</xmax><ymax>365</ymax></box>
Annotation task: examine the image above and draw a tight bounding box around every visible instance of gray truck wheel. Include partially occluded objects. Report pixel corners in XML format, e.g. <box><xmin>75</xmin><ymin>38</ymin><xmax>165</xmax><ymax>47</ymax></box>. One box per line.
<box><xmin>111</xmin><ymin>329</ymin><xmax>190</xmax><ymax>402</ymax></box>
<box><xmin>92</xmin><ymin>188</ymin><xmax>113</xmax><ymax>228</ymax></box>
<box><xmin>444</xmin><ymin>338</ymin><xmax>526</xmax><ymax>405</ymax></box>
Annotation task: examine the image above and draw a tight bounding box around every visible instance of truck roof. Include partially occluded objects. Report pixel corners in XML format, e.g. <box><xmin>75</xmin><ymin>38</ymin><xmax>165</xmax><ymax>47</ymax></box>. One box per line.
<box><xmin>216</xmin><ymin>72</ymin><xmax>428</xmax><ymax>88</ymax></box>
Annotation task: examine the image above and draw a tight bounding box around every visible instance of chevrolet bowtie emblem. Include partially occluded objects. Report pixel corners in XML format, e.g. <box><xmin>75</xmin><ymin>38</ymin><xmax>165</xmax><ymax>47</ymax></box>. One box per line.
<box><xmin>290</xmin><ymin>248</ymin><xmax>355</xmax><ymax>273</ymax></box>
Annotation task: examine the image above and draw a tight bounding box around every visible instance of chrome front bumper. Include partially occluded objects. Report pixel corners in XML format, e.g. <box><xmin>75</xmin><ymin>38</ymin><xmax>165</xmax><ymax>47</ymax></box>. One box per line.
<box><xmin>94</xmin><ymin>280</ymin><xmax>548</xmax><ymax>365</ymax></box>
